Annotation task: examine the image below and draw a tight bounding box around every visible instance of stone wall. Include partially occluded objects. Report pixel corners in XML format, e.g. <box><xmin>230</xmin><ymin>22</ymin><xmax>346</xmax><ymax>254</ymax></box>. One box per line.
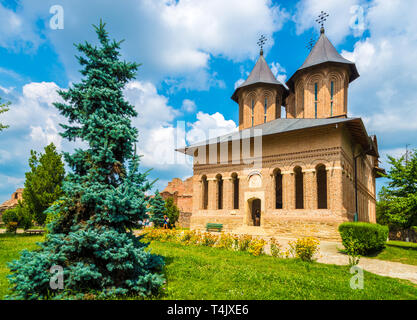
<box><xmin>0</xmin><ymin>188</ymin><xmax>23</xmax><ymax>222</ymax></box>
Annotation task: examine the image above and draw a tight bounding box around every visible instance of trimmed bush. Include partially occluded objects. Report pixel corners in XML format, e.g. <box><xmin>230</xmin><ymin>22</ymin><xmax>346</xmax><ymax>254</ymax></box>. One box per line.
<box><xmin>339</xmin><ymin>222</ymin><xmax>388</xmax><ymax>255</ymax></box>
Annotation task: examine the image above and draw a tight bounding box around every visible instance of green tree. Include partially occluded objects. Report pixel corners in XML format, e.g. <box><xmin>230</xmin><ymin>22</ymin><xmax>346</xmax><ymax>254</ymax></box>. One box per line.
<box><xmin>377</xmin><ymin>149</ymin><xmax>417</xmax><ymax>229</ymax></box>
<box><xmin>2</xmin><ymin>201</ymin><xmax>33</xmax><ymax>231</ymax></box>
<box><xmin>0</xmin><ymin>97</ymin><xmax>10</xmax><ymax>132</ymax></box>
<box><xmin>7</xmin><ymin>21</ymin><xmax>164</xmax><ymax>300</ymax></box>
<box><xmin>23</xmin><ymin>143</ymin><xmax>65</xmax><ymax>225</ymax></box>
<box><xmin>165</xmin><ymin>197</ymin><xmax>179</xmax><ymax>228</ymax></box>
<box><xmin>150</xmin><ymin>190</ymin><xmax>167</xmax><ymax>228</ymax></box>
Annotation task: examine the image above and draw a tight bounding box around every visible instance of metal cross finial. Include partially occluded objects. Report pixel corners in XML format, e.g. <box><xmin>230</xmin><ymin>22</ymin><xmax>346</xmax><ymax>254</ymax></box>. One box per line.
<box><xmin>257</xmin><ymin>35</ymin><xmax>267</xmax><ymax>55</ymax></box>
<box><xmin>316</xmin><ymin>11</ymin><xmax>329</xmax><ymax>31</ymax></box>
<box><xmin>306</xmin><ymin>37</ymin><xmax>316</xmax><ymax>51</ymax></box>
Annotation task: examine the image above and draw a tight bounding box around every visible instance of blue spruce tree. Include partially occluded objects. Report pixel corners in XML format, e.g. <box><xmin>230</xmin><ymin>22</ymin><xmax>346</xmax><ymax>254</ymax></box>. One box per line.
<box><xmin>150</xmin><ymin>190</ymin><xmax>167</xmax><ymax>228</ymax></box>
<box><xmin>7</xmin><ymin>21</ymin><xmax>164</xmax><ymax>300</ymax></box>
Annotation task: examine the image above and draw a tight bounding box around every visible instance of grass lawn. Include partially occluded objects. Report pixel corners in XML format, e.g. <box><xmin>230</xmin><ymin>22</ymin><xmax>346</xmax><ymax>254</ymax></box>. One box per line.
<box><xmin>370</xmin><ymin>241</ymin><xmax>417</xmax><ymax>266</ymax></box>
<box><xmin>1</xmin><ymin>234</ymin><xmax>416</xmax><ymax>300</ymax></box>
<box><xmin>0</xmin><ymin>233</ymin><xmax>44</xmax><ymax>299</ymax></box>
<box><xmin>147</xmin><ymin>241</ymin><xmax>417</xmax><ymax>300</ymax></box>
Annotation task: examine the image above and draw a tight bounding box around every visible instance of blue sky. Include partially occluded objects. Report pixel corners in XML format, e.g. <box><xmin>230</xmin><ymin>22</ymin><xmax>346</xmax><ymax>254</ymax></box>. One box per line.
<box><xmin>0</xmin><ymin>0</ymin><xmax>416</xmax><ymax>203</ymax></box>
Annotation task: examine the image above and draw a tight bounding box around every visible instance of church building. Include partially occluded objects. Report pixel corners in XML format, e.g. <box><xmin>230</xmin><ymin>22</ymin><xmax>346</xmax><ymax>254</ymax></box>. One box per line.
<box><xmin>176</xmin><ymin>25</ymin><xmax>384</xmax><ymax>240</ymax></box>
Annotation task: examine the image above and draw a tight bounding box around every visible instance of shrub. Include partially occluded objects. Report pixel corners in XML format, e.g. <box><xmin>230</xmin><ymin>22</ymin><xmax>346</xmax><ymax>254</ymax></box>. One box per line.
<box><xmin>338</xmin><ymin>222</ymin><xmax>388</xmax><ymax>255</ymax></box>
<box><xmin>2</xmin><ymin>203</ymin><xmax>32</xmax><ymax>230</ymax></box>
<box><xmin>270</xmin><ymin>238</ymin><xmax>282</xmax><ymax>258</ymax></box>
<box><xmin>237</xmin><ymin>235</ymin><xmax>252</xmax><ymax>252</ymax></box>
<box><xmin>248</xmin><ymin>238</ymin><xmax>266</xmax><ymax>256</ymax></box>
<box><xmin>201</xmin><ymin>233</ymin><xmax>218</xmax><ymax>247</ymax></box>
<box><xmin>288</xmin><ymin>237</ymin><xmax>320</xmax><ymax>262</ymax></box>
<box><xmin>216</xmin><ymin>233</ymin><xmax>234</xmax><ymax>250</ymax></box>
<box><xmin>6</xmin><ymin>222</ymin><xmax>18</xmax><ymax>233</ymax></box>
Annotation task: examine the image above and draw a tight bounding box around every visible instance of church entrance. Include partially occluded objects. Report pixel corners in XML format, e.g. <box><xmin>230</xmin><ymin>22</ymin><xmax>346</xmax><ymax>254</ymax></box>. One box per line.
<box><xmin>251</xmin><ymin>199</ymin><xmax>261</xmax><ymax>226</ymax></box>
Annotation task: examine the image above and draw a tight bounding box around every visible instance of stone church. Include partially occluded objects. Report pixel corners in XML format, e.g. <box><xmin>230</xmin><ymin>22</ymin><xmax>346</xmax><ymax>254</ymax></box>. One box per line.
<box><xmin>176</xmin><ymin>27</ymin><xmax>384</xmax><ymax>240</ymax></box>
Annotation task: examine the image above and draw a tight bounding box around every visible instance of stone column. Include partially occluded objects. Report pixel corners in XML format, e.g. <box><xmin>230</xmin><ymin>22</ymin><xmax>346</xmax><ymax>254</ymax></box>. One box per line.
<box><xmin>282</xmin><ymin>172</ymin><xmax>294</xmax><ymax>210</ymax></box>
<box><xmin>207</xmin><ymin>178</ymin><xmax>217</xmax><ymax>210</ymax></box>
<box><xmin>329</xmin><ymin>168</ymin><xmax>343</xmax><ymax>215</ymax></box>
<box><xmin>304</xmin><ymin>170</ymin><xmax>317</xmax><ymax>210</ymax></box>
<box><xmin>223</xmin><ymin>177</ymin><xmax>233</xmax><ymax>210</ymax></box>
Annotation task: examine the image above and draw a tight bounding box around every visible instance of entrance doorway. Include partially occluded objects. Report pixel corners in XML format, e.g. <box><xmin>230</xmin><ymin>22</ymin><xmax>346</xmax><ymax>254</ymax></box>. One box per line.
<box><xmin>251</xmin><ymin>199</ymin><xmax>261</xmax><ymax>226</ymax></box>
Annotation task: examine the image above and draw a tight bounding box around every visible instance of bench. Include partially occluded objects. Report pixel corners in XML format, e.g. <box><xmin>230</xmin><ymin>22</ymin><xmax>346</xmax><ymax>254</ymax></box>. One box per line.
<box><xmin>206</xmin><ymin>223</ymin><xmax>223</xmax><ymax>232</ymax></box>
<box><xmin>24</xmin><ymin>229</ymin><xmax>45</xmax><ymax>235</ymax></box>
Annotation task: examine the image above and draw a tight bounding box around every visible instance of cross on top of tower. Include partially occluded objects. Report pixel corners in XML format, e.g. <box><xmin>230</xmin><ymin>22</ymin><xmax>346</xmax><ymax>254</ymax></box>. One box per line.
<box><xmin>316</xmin><ymin>11</ymin><xmax>329</xmax><ymax>33</ymax></box>
<box><xmin>257</xmin><ymin>35</ymin><xmax>267</xmax><ymax>55</ymax></box>
<box><xmin>306</xmin><ymin>37</ymin><xmax>316</xmax><ymax>51</ymax></box>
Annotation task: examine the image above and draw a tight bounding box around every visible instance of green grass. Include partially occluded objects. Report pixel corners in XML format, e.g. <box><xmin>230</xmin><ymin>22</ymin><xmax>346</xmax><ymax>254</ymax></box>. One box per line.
<box><xmin>370</xmin><ymin>241</ymin><xmax>417</xmax><ymax>266</ymax></box>
<box><xmin>0</xmin><ymin>234</ymin><xmax>416</xmax><ymax>300</ymax></box>
<box><xmin>147</xmin><ymin>241</ymin><xmax>417</xmax><ymax>300</ymax></box>
<box><xmin>0</xmin><ymin>233</ymin><xmax>44</xmax><ymax>299</ymax></box>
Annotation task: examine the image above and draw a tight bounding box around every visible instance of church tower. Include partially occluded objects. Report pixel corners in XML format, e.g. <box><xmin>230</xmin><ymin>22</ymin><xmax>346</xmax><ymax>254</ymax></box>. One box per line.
<box><xmin>231</xmin><ymin>43</ymin><xmax>288</xmax><ymax>130</ymax></box>
<box><xmin>285</xmin><ymin>26</ymin><xmax>359</xmax><ymax>119</ymax></box>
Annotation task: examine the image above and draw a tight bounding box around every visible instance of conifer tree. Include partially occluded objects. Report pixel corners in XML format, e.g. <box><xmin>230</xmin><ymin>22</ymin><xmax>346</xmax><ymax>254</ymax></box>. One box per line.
<box><xmin>0</xmin><ymin>97</ymin><xmax>10</xmax><ymax>132</ymax></box>
<box><xmin>165</xmin><ymin>197</ymin><xmax>180</xmax><ymax>228</ymax></box>
<box><xmin>7</xmin><ymin>21</ymin><xmax>164</xmax><ymax>299</ymax></box>
<box><xmin>150</xmin><ymin>190</ymin><xmax>167</xmax><ymax>228</ymax></box>
<box><xmin>23</xmin><ymin>143</ymin><xmax>65</xmax><ymax>225</ymax></box>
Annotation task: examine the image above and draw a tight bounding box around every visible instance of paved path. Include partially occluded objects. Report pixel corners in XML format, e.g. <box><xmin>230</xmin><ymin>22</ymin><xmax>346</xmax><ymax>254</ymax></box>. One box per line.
<box><xmin>262</xmin><ymin>236</ymin><xmax>417</xmax><ymax>285</ymax></box>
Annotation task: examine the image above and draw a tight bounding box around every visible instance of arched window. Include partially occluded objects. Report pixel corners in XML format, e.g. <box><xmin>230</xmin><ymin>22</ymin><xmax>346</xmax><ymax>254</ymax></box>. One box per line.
<box><xmin>294</xmin><ymin>166</ymin><xmax>304</xmax><ymax>209</ymax></box>
<box><xmin>264</xmin><ymin>97</ymin><xmax>268</xmax><ymax>123</ymax></box>
<box><xmin>316</xmin><ymin>164</ymin><xmax>327</xmax><ymax>209</ymax></box>
<box><xmin>330</xmin><ymin>81</ymin><xmax>334</xmax><ymax>117</ymax></box>
<box><xmin>201</xmin><ymin>175</ymin><xmax>208</xmax><ymax>210</ymax></box>
<box><xmin>251</xmin><ymin>99</ymin><xmax>255</xmax><ymax>127</ymax></box>
<box><xmin>232</xmin><ymin>173</ymin><xmax>239</xmax><ymax>209</ymax></box>
<box><xmin>274</xmin><ymin>169</ymin><xmax>283</xmax><ymax>209</ymax></box>
<box><xmin>314</xmin><ymin>83</ymin><xmax>318</xmax><ymax>119</ymax></box>
<box><xmin>216</xmin><ymin>174</ymin><xmax>223</xmax><ymax>210</ymax></box>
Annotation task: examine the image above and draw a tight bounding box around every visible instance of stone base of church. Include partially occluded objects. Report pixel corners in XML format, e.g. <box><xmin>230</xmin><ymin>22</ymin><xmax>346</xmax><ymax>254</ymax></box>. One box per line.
<box><xmin>190</xmin><ymin>210</ymin><xmax>348</xmax><ymax>241</ymax></box>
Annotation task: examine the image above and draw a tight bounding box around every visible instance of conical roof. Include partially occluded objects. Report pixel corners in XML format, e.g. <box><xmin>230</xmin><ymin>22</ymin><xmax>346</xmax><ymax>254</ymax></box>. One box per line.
<box><xmin>231</xmin><ymin>51</ymin><xmax>287</xmax><ymax>102</ymax></box>
<box><xmin>286</xmin><ymin>28</ymin><xmax>359</xmax><ymax>90</ymax></box>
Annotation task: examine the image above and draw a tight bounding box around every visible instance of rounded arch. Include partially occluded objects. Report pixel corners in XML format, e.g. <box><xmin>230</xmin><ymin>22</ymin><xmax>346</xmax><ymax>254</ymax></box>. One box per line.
<box><xmin>316</xmin><ymin>164</ymin><xmax>328</xmax><ymax>209</ymax></box>
<box><xmin>216</xmin><ymin>174</ymin><xmax>223</xmax><ymax>210</ymax></box>
<box><xmin>231</xmin><ymin>172</ymin><xmax>239</xmax><ymax>209</ymax></box>
<box><xmin>273</xmin><ymin>168</ymin><xmax>283</xmax><ymax>209</ymax></box>
<box><xmin>294</xmin><ymin>166</ymin><xmax>304</xmax><ymax>209</ymax></box>
<box><xmin>201</xmin><ymin>175</ymin><xmax>208</xmax><ymax>210</ymax></box>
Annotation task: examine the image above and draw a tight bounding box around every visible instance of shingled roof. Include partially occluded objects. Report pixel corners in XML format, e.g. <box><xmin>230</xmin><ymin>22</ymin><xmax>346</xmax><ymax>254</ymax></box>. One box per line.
<box><xmin>231</xmin><ymin>51</ymin><xmax>288</xmax><ymax>102</ymax></box>
<box><xmin>287</xmin><ymin>28</ymin><xmax>359</xmax><ymax>90</ymax></box>
<box><xmin>176</xmin><ymin>117</ymin><xmax>378</xmax><ymax>157</ymax></box>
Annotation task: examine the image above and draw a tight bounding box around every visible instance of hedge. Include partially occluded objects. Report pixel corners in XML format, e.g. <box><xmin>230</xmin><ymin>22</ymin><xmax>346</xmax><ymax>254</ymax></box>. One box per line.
<box><xmin>338</xmin><ymin>222</ymin><xmax>388</xmax><ymax>255</ymax></box>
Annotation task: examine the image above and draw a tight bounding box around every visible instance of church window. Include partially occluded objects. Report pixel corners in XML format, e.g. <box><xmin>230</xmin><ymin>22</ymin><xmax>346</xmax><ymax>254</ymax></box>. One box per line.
<box><xmin>251</xmin><ymin>99</ymin><xmax>255</xmax><ymax>127</ymax></box>
<box><xmin>264</xmin><ymin>97</ymin><xmax>268</xmax><ymax>123</ymax></box>
<box><xmin>316</xmin><ymin>164</ymin><xmax>327</xmax><ymax>209</ymax></box>
<box><xmin>314</xmin><ymin>83</ymin><xmax>318</xmax><ymax>119</ymax></box>
<box><xmin>216</xmin><ymin>174</ymin><xmax>223</xmax><ymax>210</ymax></box>
<box><xmin>330</xmin><ymin>81</ymin><xmax>334</xmax><ymax>117</ymax></box>
<box><xmin>232</xmin><ymin>173</ymin><xmax>239</xmax><ymax>209</ymax></box>
<box><xmin>274</xmin><ymin>169</ymin><xmax>283</xmax><ymax>209</ymax></box>
<box><xmin>294</xmin><ymin>166</ymin><xmax>304</xmax><ymax>209</ymax></box>
<box><xmin>202</xmin><ymin>176</ymin><xmax>208</xmax><ymax>210</ymax></box>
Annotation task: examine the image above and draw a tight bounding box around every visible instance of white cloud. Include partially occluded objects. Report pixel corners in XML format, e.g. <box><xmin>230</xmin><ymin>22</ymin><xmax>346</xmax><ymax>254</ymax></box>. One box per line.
<box><xmin>12</xmin><ymin>0</ymin><xmax>288</xmax><ymax>90</ymax></box>
<box><xmin>186</xmin><ymin>111</ymin><xmax>238</xmax><ymax>145</ymax></box>
<box><xmin>270</xmin><ymin>61</ymin><xmax>287</xmax><ymax>84</ymax></box>
<box><xmin>293</xmin><ymin>0</ymin><xmax>364</xmax><ymax>45</ymax></box>
<box><xmin>0</xmin><ymin>4</ymin><xmax>40</xmax><ymax>51</ymax></box>
<box><xmin>234</xmin><ymin>79</ymin><xmax>245</xmax><ymax>90</ymax></box>
<box><xmin>340</xmin><ymin>0</ymin><xmax>417</xmax><ymax>140</ymax></box>
<box><xmin>181</xmin><ymin>99</ymin><xmax>196</xmax><ymax>113</ymax></box>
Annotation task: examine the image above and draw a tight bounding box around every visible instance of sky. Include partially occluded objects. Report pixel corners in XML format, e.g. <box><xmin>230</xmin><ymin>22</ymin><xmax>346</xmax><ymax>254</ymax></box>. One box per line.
<box><xmin>0</xmin><ymin>0</ymin><xmax>416</xmax><ymax>203</ymax></box>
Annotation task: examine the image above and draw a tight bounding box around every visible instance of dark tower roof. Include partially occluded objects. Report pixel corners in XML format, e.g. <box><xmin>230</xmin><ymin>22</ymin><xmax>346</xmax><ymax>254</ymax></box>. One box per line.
<box><xmin>286</xmin><ymin>28</ymin><xmax>359</xmax><ymax>91</ymax></box>
<box><xmin>231</xmin><ymin>51</ymin><xmax>288</xmax><ymax>103</ymax></box>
